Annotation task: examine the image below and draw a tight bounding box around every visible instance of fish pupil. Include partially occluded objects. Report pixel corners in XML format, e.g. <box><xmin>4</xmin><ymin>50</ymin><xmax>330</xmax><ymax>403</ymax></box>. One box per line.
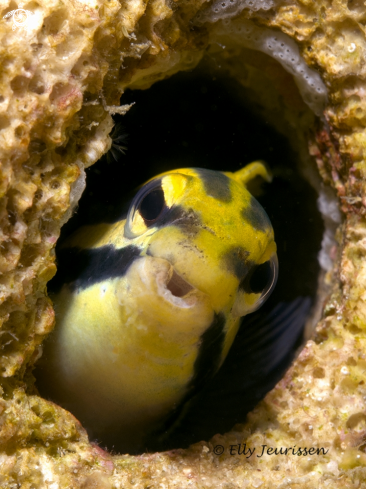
<box><xmin>249</xmin><ymin>261</ymin><xmax>272</xmax><ymax>293</ymax></box>
<box><xmin>139</xmin><ymin>188</ymin><xmax>165</xmax><ymax>222</ymax></box>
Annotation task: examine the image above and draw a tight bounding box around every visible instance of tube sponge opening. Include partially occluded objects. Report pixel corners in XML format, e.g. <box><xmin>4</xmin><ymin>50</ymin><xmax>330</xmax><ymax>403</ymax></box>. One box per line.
<box><xmin>197</xmin><ymin>16</ymin><xmax>328</xmax><ymax>116</ymax></box>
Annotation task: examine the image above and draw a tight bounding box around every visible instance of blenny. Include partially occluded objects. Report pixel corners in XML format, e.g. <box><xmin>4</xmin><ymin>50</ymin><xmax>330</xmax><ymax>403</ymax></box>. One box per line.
<box><xmin>37</xmin><ymin>162</ymin><xmax>278</xmax><ymax>452</ymax></box>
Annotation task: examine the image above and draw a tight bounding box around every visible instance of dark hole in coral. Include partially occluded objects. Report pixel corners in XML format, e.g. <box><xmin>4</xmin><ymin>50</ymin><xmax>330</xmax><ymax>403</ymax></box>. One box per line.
<box><xmin>0</xmin><ymin>115</ymin><xmax>10</xmax><ymax>131</ymax></box>
<box><xmin>29</xmin><ymin>138</ymin><xmax>47</xmax><ymax>154</ymax></box>
<box><xmin>10</xmin><ymin>75</ymin><xmax>30</xmax><ymax>97</ymax></box>
<box><xmin>347</xmin><ymin>0</ymin><xmax>366</xmax><ymax>12</ymax></box>
<box><xmin>40</xmin><ymin>70</ymin><xmax>324</xmax><ymax>454</ymax></box>
<box><xmin>43</xmin><ymin>8</ymin><xmax>68</xmax><ymax>36</ymax></box>
<box><xmin>15</xmin><ymin>125</ymin><xmax>26</xmax><ymax>138</ymax></box>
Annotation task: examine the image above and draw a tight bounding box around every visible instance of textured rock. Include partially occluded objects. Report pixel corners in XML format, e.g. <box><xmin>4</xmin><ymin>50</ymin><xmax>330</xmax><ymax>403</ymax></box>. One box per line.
<box><xmin>1</xmin><ymin>0</ymin><xmax>366</xmax><ymax>487</ymax></box>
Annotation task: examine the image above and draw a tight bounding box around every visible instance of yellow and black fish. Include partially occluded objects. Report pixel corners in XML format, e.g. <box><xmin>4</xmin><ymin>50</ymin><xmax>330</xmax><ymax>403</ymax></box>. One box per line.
<box><xmin>37</xmin><ymin>162</ymin><xmax>279</xmax><ymax>452</ymax></box>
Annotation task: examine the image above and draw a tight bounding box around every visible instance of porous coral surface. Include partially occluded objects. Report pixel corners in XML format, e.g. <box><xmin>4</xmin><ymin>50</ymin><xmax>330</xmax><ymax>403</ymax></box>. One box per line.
<box><xmin>0</xmin><ymin>0</ymin><xmax>366</xmax><ymax>487</ymax></box>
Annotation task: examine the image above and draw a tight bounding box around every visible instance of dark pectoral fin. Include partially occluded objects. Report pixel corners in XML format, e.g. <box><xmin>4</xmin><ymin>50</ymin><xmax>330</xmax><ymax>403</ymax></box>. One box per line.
<box><xmin>239</xmin><ymin>296</ymin><xmax>312</xmax><ymax>377</ymax></box>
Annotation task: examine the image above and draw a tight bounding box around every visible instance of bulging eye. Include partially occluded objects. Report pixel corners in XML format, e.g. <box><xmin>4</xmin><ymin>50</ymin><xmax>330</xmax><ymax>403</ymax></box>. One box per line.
<box><xmin>232</xmin><ymin>255</ymin><xmax>278</xmax><ymax>317</ymax></box>
<box><xmin>247</xmin><ymin>255</ymin><xmax>278</xmax><ymax>296</ymax></box>
<box><xmin>139</xmin><ymin>187</ymin><xmax>165</xmax><ymax>222</ymax></box>
<box><xmin>124</xmin><ymin>179</ymin><xmax>167</xmax><ymax>238</ymax></box>
<box><xmin>249</xmin><ymin>260</ymin><xmax>273</xmax><ymax>294</ymax></box>
<box><xmin>239</xmin><ymin>254</ymin><xmax>278</xmax><ymax>313</ymax></box>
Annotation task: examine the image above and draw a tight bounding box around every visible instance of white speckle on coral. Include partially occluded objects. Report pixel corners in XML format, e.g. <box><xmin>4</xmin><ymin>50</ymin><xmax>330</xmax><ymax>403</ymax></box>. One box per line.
<box><xmin>341</xmin><ymin>366</ymin><xmax>349</xmax><ymax>374</ymax></box>
<box><xmin>317</xmin><ymin>187</ymin><xmax>341</xmax><ymax>272</ymax></box>
<box><xmin>39</xmin><ymin>455</ymin><xmax>59</xmax><ymax>489</ymax></box>
<box><xmin>252</xmin><ymin>478</ymin><xmax>263</xmax><ymax>488</ymax></box>
<box><xmin>318</xmin><ymin>188</ymin><xmax>341</xmax><ymax>224</ymax></box>
<box><xmin>348</xmin><ymin>43</ymin><xmax>356</xmax><ymax>53</ymax></box>
<box><xmin>326</xmin><ymin>461</ymin><xmax>339</xmax><ymax>476</ymax></box>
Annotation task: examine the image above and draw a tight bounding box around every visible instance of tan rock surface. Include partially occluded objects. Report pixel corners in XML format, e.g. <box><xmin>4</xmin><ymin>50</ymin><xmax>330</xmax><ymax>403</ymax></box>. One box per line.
<box><xmin>0</xmin><ymin>0</ymin><xmax>366</xmax><ymax>487</ymax></box>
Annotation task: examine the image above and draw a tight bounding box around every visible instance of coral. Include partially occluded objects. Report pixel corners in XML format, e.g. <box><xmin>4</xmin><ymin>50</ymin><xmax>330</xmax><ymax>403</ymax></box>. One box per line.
<box><xmin>1</xmin><ymin>0</ymin><xmax>366</xmax><ymax>487</ymax></box>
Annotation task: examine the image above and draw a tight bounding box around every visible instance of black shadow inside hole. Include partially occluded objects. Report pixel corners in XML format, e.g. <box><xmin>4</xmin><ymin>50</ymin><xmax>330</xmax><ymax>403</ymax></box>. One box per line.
<box><xmin>44</xmin><ymin>70</ymin><xmax>324</xmax><ymax>453</ymax></box>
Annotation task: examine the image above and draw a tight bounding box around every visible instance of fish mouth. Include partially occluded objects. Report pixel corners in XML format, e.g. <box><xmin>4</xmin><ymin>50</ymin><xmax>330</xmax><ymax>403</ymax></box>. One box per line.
<box><xmin>165</xmin><ymin>269</ymin><xmax>194</xmax><ymax>298</ymax></box>
<box><xmin>155</xmin><ymin>261</ymin><xmax>199</xmax><ymax>308</ymax></box>
<box><xmin>131</xmin><ymin>255</ymin><xmax>214</xmax><ymax>334</ymax></box>
<box><xmin>137</xmin><ymin>256</ymin><xmax>202</xmax><ymax>309</ymax></box>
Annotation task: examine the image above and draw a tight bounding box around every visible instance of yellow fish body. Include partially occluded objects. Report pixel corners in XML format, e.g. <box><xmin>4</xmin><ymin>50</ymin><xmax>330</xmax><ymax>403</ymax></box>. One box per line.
<box><xmin>37</xmin><ymin>162</ymin><xmax>277</xmax><ymax>452</ymax></box>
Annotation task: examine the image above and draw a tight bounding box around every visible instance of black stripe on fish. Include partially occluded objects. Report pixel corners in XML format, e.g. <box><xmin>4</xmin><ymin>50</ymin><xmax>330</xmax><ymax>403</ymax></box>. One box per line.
<box><xmin>190</xmin><ymin>312</ymin><xmax>226</xmax><ymax>392</ymax></box>
<box><xmin>222</xmin><ymin>246</ymin><xmax>253</xmax><ymax>281</ymax></box>
<box><xmin>195</xmin><ymin>168</ymin><xmax>232</xmax><ymax>203</ymax></box>
<box><xmin>241</xmin><ymin>196</ymin><xmax>271</xmax><ymax>233</ymax></box>
<box><xmin>158</xmin><ymin>205</ymin><xmax>202</xmax><ymax>236</ymax></box>
<box><xmin>49</xmin><ymin>244</ymin><xmax>141</xmax><ymax>293</ymax></box>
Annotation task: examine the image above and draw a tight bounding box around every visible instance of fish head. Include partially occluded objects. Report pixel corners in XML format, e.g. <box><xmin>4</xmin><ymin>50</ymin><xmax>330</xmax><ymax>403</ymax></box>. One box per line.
<box><xmin>124</xmin><ymin>166</ymin><xmax>277</xmax><ymax>318</ymax></box>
